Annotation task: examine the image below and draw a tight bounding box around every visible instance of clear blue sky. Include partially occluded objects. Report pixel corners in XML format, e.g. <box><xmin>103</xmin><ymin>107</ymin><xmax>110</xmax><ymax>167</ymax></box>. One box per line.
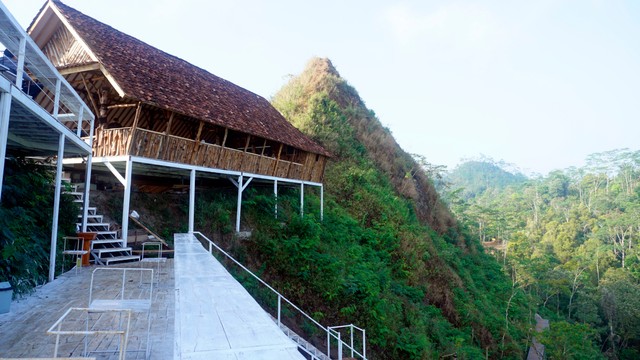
<box><xmin>6</xmin><ymin>0</ymin><xmax>640</xmax><ymax>175</ymax></box>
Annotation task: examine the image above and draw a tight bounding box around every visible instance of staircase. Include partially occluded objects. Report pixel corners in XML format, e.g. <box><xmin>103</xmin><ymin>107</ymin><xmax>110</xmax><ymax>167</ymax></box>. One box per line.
<box><xmin>65</xmin><ymin>181</ymin><xmax>140</xmax><ymax>265</ymax></box>
<box><xmin>273</xmin><ymin>317</ymin><xmax>329</xmax><ymax>360</ymax></box>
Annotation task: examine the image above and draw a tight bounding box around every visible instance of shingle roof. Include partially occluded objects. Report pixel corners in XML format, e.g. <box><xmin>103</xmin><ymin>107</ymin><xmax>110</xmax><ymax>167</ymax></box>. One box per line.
<box><xmin>49</xmin><ymin>1</ymin><xmax>329</xmax><ymax>156</ymax></box>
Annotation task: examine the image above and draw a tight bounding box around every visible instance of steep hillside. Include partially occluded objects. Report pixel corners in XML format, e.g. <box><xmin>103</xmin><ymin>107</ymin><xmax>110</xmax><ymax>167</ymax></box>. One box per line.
<box><xmin>248</xmin><ymin>58</ymin><xmax>532</xmax><ymax>358</ymax></box>
<box><xmin>273</xmin><ymin>58</ymin><xmax>454</xmax><ymax>234</ymax></box>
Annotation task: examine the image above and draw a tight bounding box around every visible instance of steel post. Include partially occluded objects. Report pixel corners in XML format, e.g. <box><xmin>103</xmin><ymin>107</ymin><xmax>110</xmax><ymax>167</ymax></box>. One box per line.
<box><xmin>49</xmin><ymin>134</ymin><xmax>65</xmax><ymax>282</ymax></box>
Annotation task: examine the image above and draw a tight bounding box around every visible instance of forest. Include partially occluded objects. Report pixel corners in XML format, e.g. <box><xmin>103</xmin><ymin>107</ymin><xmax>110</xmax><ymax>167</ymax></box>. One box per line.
<box><xmin>444</xmin><ymin>150</ymin><xmax>640</xmax><ymax>359</ymax></box>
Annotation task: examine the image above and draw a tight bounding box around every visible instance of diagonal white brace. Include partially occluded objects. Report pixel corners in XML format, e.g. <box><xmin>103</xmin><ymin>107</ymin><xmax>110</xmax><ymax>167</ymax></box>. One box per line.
<box><xmin>105</xmin><ymin>160</ymin><xmax>126</xmax><ymax>186</ymax></box>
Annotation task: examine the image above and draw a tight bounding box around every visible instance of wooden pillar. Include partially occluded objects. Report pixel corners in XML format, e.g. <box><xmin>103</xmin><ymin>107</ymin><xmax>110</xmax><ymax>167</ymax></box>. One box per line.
<box><xmin>127</xmin><ymin>102</ymin><xmax>142</xmax><ymax>154</ymax></box>
<box><xmin>189</xmin><ymin>121</ymin><xmax>205</xmax><ymax>163</ymax></box>
<box><xmin>48</xmin><ymin>134</ymin><xmax>65</xmax><ymax>282</ymax></box>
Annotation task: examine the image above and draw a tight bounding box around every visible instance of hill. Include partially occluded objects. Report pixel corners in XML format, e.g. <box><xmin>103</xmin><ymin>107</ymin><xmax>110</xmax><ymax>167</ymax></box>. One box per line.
<box><xmin>447</xmin><ymin>159</ymin><xmax>528</xmax><ymax>199</ymax></box>
<box><xmin>250</xmin><ymin>57</ymin><xmax>531</xmax><ymax>358</ymax></box>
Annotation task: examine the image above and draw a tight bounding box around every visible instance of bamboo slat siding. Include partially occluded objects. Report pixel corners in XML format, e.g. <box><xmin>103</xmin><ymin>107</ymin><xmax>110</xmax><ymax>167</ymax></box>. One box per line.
<box><xmin>93</xmin><ymin>127</ymin><xmax>131</xmax><ymax>157</ymax></box>
<box><xmin>95</xmin><ymin>128</ymin><xmax>325</xmax><ymax>182</ymax></box>
<box><xmin>41</xmin><ymin>24</ymin><xmax>93</xmax><ymax>67</ymax></box>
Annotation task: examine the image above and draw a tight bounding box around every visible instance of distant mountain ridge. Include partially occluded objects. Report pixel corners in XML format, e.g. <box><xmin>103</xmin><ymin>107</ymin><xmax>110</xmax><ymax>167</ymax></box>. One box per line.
<box><xmin>447</xmin><ymin>160</ymin><xmax>528</xmax><ymax>199</ymax></box>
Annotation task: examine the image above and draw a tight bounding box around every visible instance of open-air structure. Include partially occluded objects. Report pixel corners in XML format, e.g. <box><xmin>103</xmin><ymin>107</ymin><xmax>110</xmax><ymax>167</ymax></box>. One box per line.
<box><xmin>26</xmin><ymin>0</ymin><xmax>329</xmax><ymax>251</ymax></box>
<box><xmin>0</xmin><ymin>2</ymin><xmax>370</xmax><ymax>359</ymax></box>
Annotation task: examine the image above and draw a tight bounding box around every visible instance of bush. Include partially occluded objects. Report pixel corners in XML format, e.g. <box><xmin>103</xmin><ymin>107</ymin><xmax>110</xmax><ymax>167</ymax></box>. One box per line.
<box><xmin>0</xmin><ymin>158</ymin><xmax>78</xmax><ymax>296</ymax></box>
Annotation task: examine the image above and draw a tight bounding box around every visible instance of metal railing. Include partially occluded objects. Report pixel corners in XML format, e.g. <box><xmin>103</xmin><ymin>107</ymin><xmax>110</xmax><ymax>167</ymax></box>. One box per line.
<box><xmin>192</xmin><ymin>231</ymin><xmax>367</xmax><ymax>360</ymax></box>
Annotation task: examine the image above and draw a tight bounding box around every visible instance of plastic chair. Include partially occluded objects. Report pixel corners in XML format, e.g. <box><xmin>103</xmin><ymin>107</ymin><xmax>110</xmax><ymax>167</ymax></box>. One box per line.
<box><xmin>62</xmin><ymin>236</ymin><xmax>88</xmax><ymax>275</ymax></box>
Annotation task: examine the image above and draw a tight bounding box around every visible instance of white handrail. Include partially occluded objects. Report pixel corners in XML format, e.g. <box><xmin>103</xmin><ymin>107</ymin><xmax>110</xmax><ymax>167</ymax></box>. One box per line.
<box><xmin>192</xmin><ymin>231</ymin><xmax>367</xmax><ymax>360</ymax></box>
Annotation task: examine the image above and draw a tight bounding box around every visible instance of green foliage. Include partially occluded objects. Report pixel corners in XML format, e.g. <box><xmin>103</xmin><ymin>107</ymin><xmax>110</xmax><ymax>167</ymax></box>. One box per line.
<box><xmin>447</xmin><ymin>150</ymin><xmax>640</xmax><ymax>358</ymax></box>
<box><xmin>537</xmin><ymin>321</ymin><xmax>603</xmax><ymax>359</ymax></box>
<box><xmin>0</xmin><ymin>158</ymin><xmax>78</xmax><ymax>296</ymax></box>
<box><xmin>224</xmin><ymin>58</ymin><xmax>532</xmax><ymax>359</ymax></box>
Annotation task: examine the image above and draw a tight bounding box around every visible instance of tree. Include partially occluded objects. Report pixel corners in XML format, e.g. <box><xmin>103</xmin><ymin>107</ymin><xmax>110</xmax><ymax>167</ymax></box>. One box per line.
<box><xmin>537</xmin><ymin>321</ymin><xmax>603</xmax><ymax>359</ymax></box>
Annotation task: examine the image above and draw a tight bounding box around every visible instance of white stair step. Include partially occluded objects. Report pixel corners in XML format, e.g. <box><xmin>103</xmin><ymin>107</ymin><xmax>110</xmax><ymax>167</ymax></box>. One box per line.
<box><xmin>94</xmin><ymin>247</ymin><xmax>132</xmax><ymax>256</ymax></box>
<box><xmin>80</xmin><ymin>207</ymin><xmax>97</xmax><ymax>215</ymax></box>
<box><xmin>91</xmin><ymin>239</ymin><xmax>122</xmax><ymax>246</ymax></box>
<box><xmin>82</xmin><ymin>223</ymin><xmax>111</xmax><ymax>230</ymax></box>
<box><xmin>95</xmin><ymin>231</ymin><xmax>118</xmax><ymax>239</ymax></box>
<box><xmin>77</xmin><ymin>214</ymin><xmax>104</xmax><ymax>222</ymax></box>
<box><xmin>103</xmin><ymin>255</ymin><xmax>140</xmax><ymax>265</ymax></box>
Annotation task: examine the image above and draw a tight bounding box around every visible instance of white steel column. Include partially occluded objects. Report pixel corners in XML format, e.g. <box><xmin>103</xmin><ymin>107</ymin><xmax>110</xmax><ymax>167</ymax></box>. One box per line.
<box><xmin>189</xmin><ymin>169</ymin><xmax>196</xmax><ymax>233</ymax></box>
<box><xmin>300</xmin><ymin>183</ymin><xmax>304</xmax><ymax>217</ymax></box>
<box><xmin>14</xmin><ymin>35</ymin><xmax>26</xmax><ymax>88</ymax></box>
<box><xmin>235</xmin><ymin>175</ymin><xmax>243</xmax><ymax>232</ymax></box>
<box><xmin>53</xmin><ymin>79</ymin><xmax>61</xmax><ymax>118</ymax></box>
<box><xmin>274</xmin><ymin>180</ymin><xmax>278</xmax><ymax>219</ymax></box>
<box><xmin>320</xmin><ymin>184</ymin><xmax>324</xmax><ymax>221</ymax></box>
<box><xmin>48</xmin><ymin>134</ymin><xmax>65</xmax><ymax>282</ymax></box>
<box><xmin>0</xmin><ymin>92</ymin><xmax>12</xmax><ymax>201</ymax></box>
<box><xmin>81</xmin><ymin>114</ymin><xmax>94</xmax><ymax>232</ymax></box>
<box><xmin>121</xmin><ymin>158</ymin><xmax>133</xmax><ymax>246</ymax></box>
<box><xmin>76</xmin><ymin>106</ymin><xmax>84</xmax><ymax>137</ymax></box>
<box><xmin>231</xmin><ymin>175</ymin><xmax>252</xmax><ymax>232</ymax></box>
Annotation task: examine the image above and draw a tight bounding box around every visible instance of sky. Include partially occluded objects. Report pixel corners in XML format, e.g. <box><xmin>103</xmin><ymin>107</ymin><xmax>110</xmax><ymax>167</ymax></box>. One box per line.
<box><xmin>4</xmin><ymin>0</ymin><xmax>640</xmax><ymax>175</ymax></box>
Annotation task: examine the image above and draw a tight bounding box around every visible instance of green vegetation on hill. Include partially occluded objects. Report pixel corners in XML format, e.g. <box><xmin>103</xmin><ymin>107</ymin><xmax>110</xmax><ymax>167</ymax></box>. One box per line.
<box><xmin>229</xmin><ymin>57</ymin><xmax>531</xmax><ymax>359</ymax></box>
<box><xmin>448</xmin><ymin>150</ymin><xmax>640</xmax><ymax>359</ymax></box>
<box><xmin>446</xmin><ymin>158</ymin><xmax>527</xmax><ymax>199</ymax></box>
<box><xmin>0</xmin><ymin>158</ymin><xmax>78</xmax><ymax>295</ymax></box>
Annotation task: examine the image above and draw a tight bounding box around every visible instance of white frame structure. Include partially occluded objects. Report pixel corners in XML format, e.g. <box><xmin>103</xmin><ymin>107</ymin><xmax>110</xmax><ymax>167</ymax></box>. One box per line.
<box><xmin>65</xmin><ymin>155</ymin><xmax>324</xmax><ymax>243</ymax></box>
<box><xmin>0</xmin><ymin>2</ymin><xmax>95</xmax><ymax>282</ymax></box>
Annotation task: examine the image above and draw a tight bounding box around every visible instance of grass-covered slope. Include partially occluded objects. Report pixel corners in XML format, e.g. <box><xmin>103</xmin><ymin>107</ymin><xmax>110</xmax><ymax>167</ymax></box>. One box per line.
<box><xmin>231</xmin><ymin>58</ymin><xmax>531</xmax><ymax>358</ymax></box>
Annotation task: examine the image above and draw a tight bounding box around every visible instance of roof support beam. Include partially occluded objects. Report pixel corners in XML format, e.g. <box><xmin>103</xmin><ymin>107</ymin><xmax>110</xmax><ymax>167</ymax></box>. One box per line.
<box><xmin>58</xmin><ymin>62</ymin><xmax>100</xmax><ymax>75</ymax></box>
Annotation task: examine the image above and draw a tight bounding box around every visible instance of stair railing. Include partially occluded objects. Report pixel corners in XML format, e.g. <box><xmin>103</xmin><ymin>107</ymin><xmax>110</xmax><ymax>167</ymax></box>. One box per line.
<box><xmin>193</xmin><ymin>231</ymin><xmax>367</xmax><ymax>360</ymax></box>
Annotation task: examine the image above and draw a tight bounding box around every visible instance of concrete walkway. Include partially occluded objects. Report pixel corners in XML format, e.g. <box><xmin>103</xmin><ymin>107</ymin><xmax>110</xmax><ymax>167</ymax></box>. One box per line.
<box><xmin>173</xmin><ymin>233</ymin><xmax>304</xmax><ymax>360</ymax></box>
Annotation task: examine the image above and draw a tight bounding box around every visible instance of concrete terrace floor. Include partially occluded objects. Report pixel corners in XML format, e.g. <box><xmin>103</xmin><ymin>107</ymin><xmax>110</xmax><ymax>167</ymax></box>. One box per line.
<box><xmin>0</xmin><ymin>234</ymin><xmax>304</xmax><ymax>360</ymax></box>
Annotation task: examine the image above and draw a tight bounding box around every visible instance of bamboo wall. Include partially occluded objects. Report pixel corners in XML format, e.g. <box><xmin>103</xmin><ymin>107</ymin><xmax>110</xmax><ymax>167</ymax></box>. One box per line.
<box><xmin>95</xmin><ymin>127</ymin><xmax>326</xmax><ymax>182</ymax></box>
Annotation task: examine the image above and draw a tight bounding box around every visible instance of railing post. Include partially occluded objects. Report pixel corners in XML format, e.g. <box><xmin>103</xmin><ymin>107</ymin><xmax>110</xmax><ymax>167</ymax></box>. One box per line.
<box><xmin>337</xmin><ymin>331</ymin><xmax>342</xmax><ymax>360</ymax></box>
<box><xmin>277</xmin><ymin>295</ymin><xmax>282</xmax><ymax>326</ymax></box>
<box><xmin>209</xmin><ymin>241</ymin><xmax>212</xmax><ymax>254</ymax></box>
<box><xmin>327</xmin><ymin>330</ymin><xmax>331</xmax><ymax>359</ymax></box>
<box><xmin>363</xmin><ymin>329</ymin><xmax>366</xmax><ymax>359</ymax></box>
<box><xmin>351</xmin><ymin>324</ymin><xmax>354</xmax><ymax>358</ymax></box>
